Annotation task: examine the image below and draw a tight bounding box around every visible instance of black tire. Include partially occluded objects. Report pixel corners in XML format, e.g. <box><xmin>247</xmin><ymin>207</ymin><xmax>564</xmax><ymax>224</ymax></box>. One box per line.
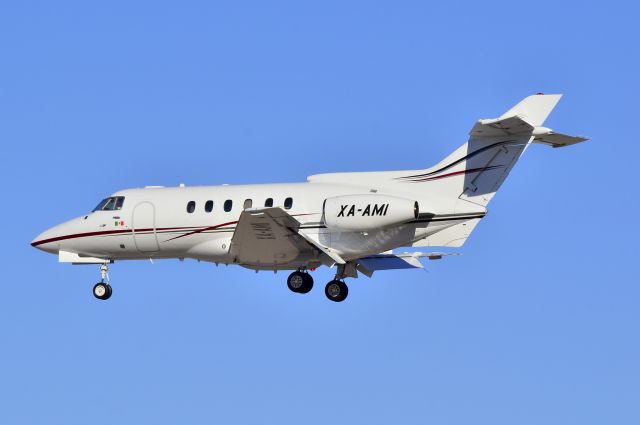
<box><xmin>287</xmin><ymin>271</ymin><xmax>306</xmax><ymax>293</ymax></box>
<box><xmin>93</xmin><ymin>282</ymin><xmax>111</xmax><ymax>300</ymax></box>
<box><xmin>324</xmin><ymin>280</ymin><xmax>348</xmax><ymax>302</ymax></box>
<box><xmin>103</xmin><ymin>284</ymin><xmax>113</xmax><ymax>300</ymax></box>
<box><xmin>297</xmin><ymin>273</ymin><xmax>314</xmax><ymax>294</ymax></box>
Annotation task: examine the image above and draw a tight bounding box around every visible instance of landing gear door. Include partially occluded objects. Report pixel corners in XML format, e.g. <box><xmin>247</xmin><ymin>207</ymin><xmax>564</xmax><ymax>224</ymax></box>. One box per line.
<box><xmin>132</xmin><ymin>202</ymin><xmax>160</xmax><ymax>252</ymax></box>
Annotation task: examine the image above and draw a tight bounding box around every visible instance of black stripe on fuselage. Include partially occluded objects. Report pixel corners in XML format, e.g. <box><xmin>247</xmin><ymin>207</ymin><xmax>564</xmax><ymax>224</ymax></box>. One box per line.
<box><xmin>396</xmin><ymin>140</ymin><xmax>521</xmax><ymax>180</ymax></box>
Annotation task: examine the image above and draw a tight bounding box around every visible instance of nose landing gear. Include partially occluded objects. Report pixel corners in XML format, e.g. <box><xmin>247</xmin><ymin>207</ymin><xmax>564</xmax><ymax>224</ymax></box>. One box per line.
<box><xmin>93</xmin><ymin>264</ymin><xmax>113</xmax><ymax>300</ymax></box>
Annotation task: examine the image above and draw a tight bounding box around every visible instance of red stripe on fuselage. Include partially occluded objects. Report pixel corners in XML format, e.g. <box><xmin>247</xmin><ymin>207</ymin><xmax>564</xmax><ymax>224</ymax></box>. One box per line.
<box><xmin>31</xmin><ymin>226</ymin><xmax>200</xmax><ymax>247</ymax></box>
<box><xmin>404</xmin><ymin>165</ymin><xmax>504</xmax><ymax>182</ymax></box>
<box><xmin>163</xmin><ymin>221</ymin><xmax>238</xmax><ymax>242</ymax></box>
<box><xmin>32</xmin><ymin>213</ymin><xmax>319</xmax><ymax>247</ymax></box>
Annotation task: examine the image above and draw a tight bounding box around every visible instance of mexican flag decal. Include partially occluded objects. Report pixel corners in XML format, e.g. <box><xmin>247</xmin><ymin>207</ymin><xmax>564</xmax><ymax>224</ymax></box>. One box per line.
<box><xmin>115</xmin><ymin>220</ymin><xmax>125</xmax><ymax>226</ymax></box>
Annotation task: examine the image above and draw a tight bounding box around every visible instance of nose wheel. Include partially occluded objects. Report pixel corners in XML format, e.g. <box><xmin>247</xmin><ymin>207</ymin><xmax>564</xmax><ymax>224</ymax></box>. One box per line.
<box><xmin>93</xmin><ymin>282</ymin><xmax>112</xmax><ymax>300</ymax></box>
<box><xmin>93</xmin><ymin>264</ymin><xmax>113</xmax><ymax>300</ymax></box>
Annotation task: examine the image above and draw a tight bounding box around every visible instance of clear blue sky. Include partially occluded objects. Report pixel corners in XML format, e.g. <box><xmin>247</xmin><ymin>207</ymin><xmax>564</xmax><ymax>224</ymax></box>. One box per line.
<box><xmin>1</xmin><ymin>1</ymin><xmax>638</xmax><ymax>424</ymax></box>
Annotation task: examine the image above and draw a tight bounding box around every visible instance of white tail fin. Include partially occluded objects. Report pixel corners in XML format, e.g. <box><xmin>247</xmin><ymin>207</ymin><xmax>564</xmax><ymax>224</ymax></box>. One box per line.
<box><xmin>398</xmin><ymin>94</ymin><xmax>571</xmax><ymax>208</ymax></box>
<box><xmin>499</xmin><ymin>94</ymin><xmax>562</xmax><ymax>126</ymax></box>
<box><xmin>307</xmin><ymin>94</ymin><xmax>587</xmax><ymax>248</ymax></box>
<box><xmin>410</xmin><ymin>94</ymin><xmax>587</xmax><ymax>247</ymax></box>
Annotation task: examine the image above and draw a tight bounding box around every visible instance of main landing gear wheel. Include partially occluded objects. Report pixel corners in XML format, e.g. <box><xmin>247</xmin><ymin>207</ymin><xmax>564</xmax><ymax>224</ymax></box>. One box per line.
<box><xmin>325</xmin><ymin>280</ymin><xmax>348</xmax><ymax>302</ymax></box>
<box><xmin>93</xmin><ymin>282</ymin><xmax>112</xmax><ymax>300</ymax></box>
<box><xmin>287</xmin><ymin>271</ymin><xmax>314</xmax><ymax>294</ymax></box>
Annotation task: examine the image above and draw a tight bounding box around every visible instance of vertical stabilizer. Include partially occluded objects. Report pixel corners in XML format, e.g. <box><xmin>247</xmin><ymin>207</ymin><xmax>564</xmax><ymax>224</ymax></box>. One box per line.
<box><xmin>499</xmin><ymin>94</ymin><xmax>562</xmax><ymax>126</ymax></box>
<box><xmin>410</xmin><ymin>94</ymin><xmax>585</xmax><ymax>247</ymax></box>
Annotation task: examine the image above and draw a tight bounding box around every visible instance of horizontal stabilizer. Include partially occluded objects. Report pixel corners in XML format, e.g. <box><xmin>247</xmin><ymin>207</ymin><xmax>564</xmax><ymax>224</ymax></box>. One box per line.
<box><xmin>533</xmin><ymin>131</ymin><xmax>588</xmax><ymax>148</ymax></box>
<box><xmin>470</xmin><ymin>114</ymin><xmax>588</xmax><ymax>147</ymax></box>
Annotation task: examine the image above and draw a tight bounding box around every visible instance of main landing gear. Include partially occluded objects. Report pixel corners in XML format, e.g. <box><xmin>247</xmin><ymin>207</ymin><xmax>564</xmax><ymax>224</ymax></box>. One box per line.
<box><xmin>93</xmin><ymin>264</ymin><xmax>112</xmax><ymax>300</ymax></box>
<box><xmin>323</xmin><ymin>264</ymin><xmax>350</xmax><ymax>302</ymax></box>
<box><xmin>286</xmin><ymin>269</ymin><xmax>350</xmax><ymax>302</ymax></box>
<box><xmin>324</xmin><ymin>280</ymin><xmax>348</xmax><ymax>303</ymax></box>
<box><xmin>287</xmin><ymin>271</ymin><xmax>314</xmax><ymax>294</ymax></box>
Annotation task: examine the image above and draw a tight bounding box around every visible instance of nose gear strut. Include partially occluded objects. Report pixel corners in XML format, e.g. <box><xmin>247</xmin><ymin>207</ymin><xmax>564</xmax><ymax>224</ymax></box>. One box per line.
<box><xmin>93</xmin><ymin>263</ymin><xmax>113</xmax><ymax>300</ymax></box>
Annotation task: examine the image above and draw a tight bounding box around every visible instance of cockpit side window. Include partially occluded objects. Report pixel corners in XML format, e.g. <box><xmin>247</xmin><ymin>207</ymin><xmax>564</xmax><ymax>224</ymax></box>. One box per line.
<box><xmin>93</xmin><ymin>196</ymin><xmax>126</xmax><ymax>212</ymax></box>
<box><xmin>115</xmin><ymin>197</ymin><xmax>125</xmax><ymax>210</ymax></box>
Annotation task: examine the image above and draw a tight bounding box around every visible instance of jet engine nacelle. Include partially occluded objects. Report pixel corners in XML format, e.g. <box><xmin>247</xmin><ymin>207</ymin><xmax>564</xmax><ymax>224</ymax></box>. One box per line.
<box><xmin>323</xmin><ymin>195</ymin><xmax>419</xmax><ymax>232</ymax></box>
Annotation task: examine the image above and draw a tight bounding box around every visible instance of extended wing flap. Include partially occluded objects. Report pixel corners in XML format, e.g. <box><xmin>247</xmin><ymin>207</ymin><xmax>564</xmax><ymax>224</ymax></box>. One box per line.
<box><xmin>230</xmin><ymin>208</ymin><xmax>307</xmax><ymax>266</ymax></box>
<box><xmin>297</xmin><ymin>230</ymin><xmax>346</xmax><ymax>265</ymax></box>
<box><xmin>229</xmin><ymin>208</ymin><xmax>342</xmax><ymax>267</ymax></box>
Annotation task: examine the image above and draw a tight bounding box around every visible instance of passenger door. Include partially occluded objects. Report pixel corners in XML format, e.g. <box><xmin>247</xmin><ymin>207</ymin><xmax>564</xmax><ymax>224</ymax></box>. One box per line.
<box><xmin>132</xmin><ymin>202</ymin><xmax>160</xmax><ymax>252</ymax></box>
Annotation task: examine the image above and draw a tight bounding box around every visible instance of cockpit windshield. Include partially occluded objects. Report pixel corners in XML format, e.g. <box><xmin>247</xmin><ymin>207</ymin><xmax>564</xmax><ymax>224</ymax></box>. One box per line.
<box><xmin>93</xmin><ymin>196</ymin><xmax>125</xmax><ymax>212</ymax></box>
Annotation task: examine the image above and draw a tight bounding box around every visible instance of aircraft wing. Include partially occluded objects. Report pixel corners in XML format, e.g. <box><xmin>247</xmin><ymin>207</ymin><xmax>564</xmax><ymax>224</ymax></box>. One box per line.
<box><xmin>356</xmin><ymin>252</ymin><xmax>460</xmax><ymax>277</ymax></box>
<box><xmin>229</xmin><ymin>208</ymin><xmax>344</xmax><ymax>267</ymax></box>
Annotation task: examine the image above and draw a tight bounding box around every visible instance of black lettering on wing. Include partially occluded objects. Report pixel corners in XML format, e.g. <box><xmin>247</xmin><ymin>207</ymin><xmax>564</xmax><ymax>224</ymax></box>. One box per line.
<box><xmin>251</xmin><ymin>222</ymin><xmax>275</xmax><ymax>240</ymax></box>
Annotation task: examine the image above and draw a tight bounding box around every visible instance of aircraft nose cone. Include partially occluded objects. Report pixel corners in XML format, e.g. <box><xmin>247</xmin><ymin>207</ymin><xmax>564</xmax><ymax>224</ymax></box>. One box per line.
<box><xmin>32</xmin><ymin>216</ymin><xmax>87</xmax><ymax>255</ymax></box>
<box><xmin>31</xmin><ymin>227</ymin><xmax>61</xmax><ymax>254</ymax></box>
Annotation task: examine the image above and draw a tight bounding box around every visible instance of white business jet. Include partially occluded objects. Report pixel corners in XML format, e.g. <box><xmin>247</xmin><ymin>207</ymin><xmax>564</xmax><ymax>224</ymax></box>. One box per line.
<box><xmin>32</xmin><ymin>94</ymin><xmax>586</xmax><ymax>302</ymax></box>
